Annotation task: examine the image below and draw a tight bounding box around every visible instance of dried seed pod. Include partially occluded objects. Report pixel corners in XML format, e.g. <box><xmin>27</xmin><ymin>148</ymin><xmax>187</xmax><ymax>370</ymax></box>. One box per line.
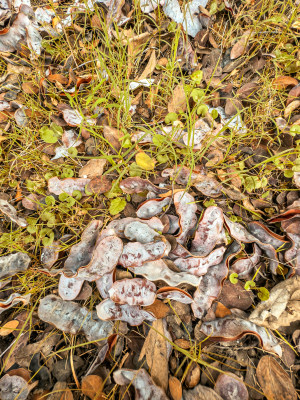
<box><xmin>108</xmin><ymin>278</ymin><xmax>156</xmax><ymax>306</ymax></box>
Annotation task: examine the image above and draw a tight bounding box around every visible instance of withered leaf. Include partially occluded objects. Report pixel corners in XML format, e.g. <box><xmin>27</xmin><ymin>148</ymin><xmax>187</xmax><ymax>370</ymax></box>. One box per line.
<box><xmin>113</xmin><ymin>368</ymin><xmax>169</xmax><ymax>400</ymax></box>
<box><xmin>81</xmin><ymin>375</ymin><xmax>104</xmax><ymax>400</ymax></box>
<box><xmin>139</xmin><ymin>319</ymin><xmax>171</xmax><ymax>392</ymax></box>
<box><xmin>79</xmin><ymin>159</ymin><xmax>107</xmax><ymax>179</ymax></box>
<box><xmin>0</xmin><ymin>320</ymin><xmax>19</xmax><ymax>337</ymax></box>
<box><xmin>284</xmin><ymin>100</ymin><xmax>300</xmax><ymax>119</ymax></box>
<box><xmin>231</xmin><ymin>244</ymin><xmax>261</xmax><ymax>279</ymax></box>
<box><xmin>157</xmin><ymin>287</ymin><xmax>193</xmax><ymax>304</ymax></box>
<box><xmin>273</xmin><ymin>76</ymin><xmax>298</xmax><ymax>90</ymax></box>
<box><xmin>168</xmin><ymin>83</ymin><xmax>187</xmax><ymax>113</ymax></box>
<box><xmin>108</xmin><ymin>278</ymin><xmax>156</xmax><ymax>306</ymax></box>
<box><xmin>249</xmin><ymin>276</ymin><xmax>300</xmax><ymax>330</ymax></box>
<box><xmin>230</xmin><ymin>30</ymin><xmax>253</xmax><ymax>59</ymax></box>
<box><xmin>169</xmin><ymin>376</ymin><xmax>182</xmax><ymax>400</ymax></box>
<box><xmin>86</xmin><ymin>176</ymin><xmax>112</xmax><ymax>195</ymax></box>
<box><xmin>214</xmin><ymin>373</ymin><xmax>248</xmax><ymax>400</ymax></box>
<box><xmin>96</xmin><ymin>298</ymin><xmax>155</xmax><ymax>325</ymax></box>
<box><xmin>103</xmin><ymin>125</ymin><xmax>124</xmax><ymax>151</ymax></box>
<box><xmin>38</xmin><ymin>295</ymin><xmax>113</xmax><ymax>342</ymax></box>
<box><xmin>256</xmin><ymin>356</ymin><xmax>297</xmax><ymax>400</ymax></box>
<box><xmin>286</xmin><ymin>83</ymin><xmax>300</xmax><ymax>105</ymax></box>
<box><xmin>237</xmin><ymin>82</ymin><xmax>258</xmax><ymax>99</ymax></box>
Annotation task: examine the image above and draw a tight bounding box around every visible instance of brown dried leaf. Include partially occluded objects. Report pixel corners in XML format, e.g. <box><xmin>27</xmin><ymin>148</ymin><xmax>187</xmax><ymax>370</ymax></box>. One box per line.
<box><xmin>48</xmin><ymin>74</ymin><xmax>68</xmax><ymax>85</ymax></box>
<box><xmin>22</xmin><ymin>82</ymin><xmax>39</xmax><ymax>95</ymax></box>
<box><xmin>132</xmin><ymin>259</ymin><xmax>201</xmax><ymax>287</ymax></box>
<box><xmin>119</xmin><ymin>240</ymin><xmax>170</xmax><ymax>268</ymax></box>
<box><xmin>215</xmin><ymin>302</ymin><xmax>232</xmax><ymax>318</ymax></box>
<box><xmin>225</xmin><ymin>97</ymin><xmax>243</xmax><ymax>116</ymax></box>
<box><xmin>0</xmin><ymin>199</ymin><xmax>27</xmax><ymax>227</ymax></box>
<box><xmin>191</xmin><ymin>206</ymin><xmax>225</xmax><ymax>256</ymax></box>
<box><xmin>79</xmin><ymin>159</ymin><xmax>107</xmax><ymax>179</ymax></box>
<box><xmin>174</xmin><ymin>246</ymin><xmax>226</xmax><ymax>276</ymax></box>
<box><xmin>103</xmin><ymin>125</ymin><xmax>124</xmax><ymax>151</ymax></box>
<box><xmin>185</xmin><ymin>362</ymin><xmax>201</xmax><ymax>389</ymax></box>
<box><xmin>169</xmin><ymin>376</ymin><xmax>182</xmax><ymax>400</ymax></box>
<box><xmin>200</xmin><ymin>316</ymin><xmax>282</xmax><ymax>356</ymax></box>
<box><xmin>249</xmin><ymin>276</ymin><xmax>300</xmax><ymax>330</ymax></box>
<box><xmin>113</xmin><ymin>368</ymin><xmax>169</xmax><ymax>400</ymax></box>
<box><xmin>256</xmin><ymin>356</ymin><xmax>297</xmax><ymax>400</ymax></box>
<box><xmin>284</xmin><ymin>100</ymin><xmax>300</xmax><ymax>118</ymax></box>
<box><xmin>81</xmin><ymin>375</ymin><xmax>104</xmax><ymax>400</ymax></box>
<box><xmin>137</xmin><ymin>49</ymin><xmax>157</xmax><ymax>81</ymax></box>
<box><xmin>48</xmin><ymin>177</ymin><xmax>91</xmax><ymax>196</ymax></box>
<box><xmin>38</xmin><ymin>295</ymin><xmax>113</xmax><ymax>342</ymax></box>
<box><xmin>214</xmin><ymin>373</ymin><xmax>248</xmax><ymax>400</ymax></box>
<box><xmin>60</xmin><ymin>388</ymin><xmax>73</xmax><ymax>400</ymax></box>
<box><xmin>219</xmin><ymin>280</ymin><xmax>254</xmax><ymax>310</ymax></box>
<box><xmin>0</xmin><ymin>252</ymin><xmax>30</xmax><ymax>279</ymax></box>
<box><xmin>136</xmin><ymin>197</ymin><xmax>171</xmax><ymax>219</ymax></box>
<box><xmin>168</xmin><ymin>84</ymin><xmax>187</xmax><ymax>113</ymax></box>
<box><xmin>0</xmin><ymin>320</ymin><xmax>19</xmax><ymax>337</ymax></box>
<box><xmin>139</xmin><ymin>319</ymin><xmax>171</xmax><ymax>391</ymax></box>
<box><xmin>108</xmin><ymin>278</ymin><xmax>156</xmax><ymax>306</ymax></box>
<box><xmin>86</xmin><ymin>176</ymin><xmax>112</xmax><ymax>195</ymax></box>
<box><xmin>287</xmin><ymin>83</ymin><xmax>300</xmax><ymax>105</ymax></box>
<box><xmin>144</xmin><ymin>299</ymin><xmax>170</xmax><ymax>319</ymax></box>
<box><xmin>174</xmin><ymin>191</ymin><xmax>197</xmax><ymax>244</ymax></box>
<box><xmin>237</xmin><ymin>82</ymin><xmax>259</xmax><ymax>99</ymax></box>
<box><xmin>273</xmin><ymin>76</ymin><xmax>298</xmax><ymax>90</ymax></box>
<box><xmin>96</xmin><ymin>298</ymin><xmax>155</xmax><ymax>325</ymax></box>
<box><xmin>6</xmin><ymin>368</ymin><xmax>30</xmax><ymax>382</ymax></box>
<box><xmin>230</xmin><ymin>30</ymin><xmax>253</xmax><ymax>59</ymax></box>
<box><xmin>193</xmin><ymin>175</ymin><xmax>223</xmax><ymax>197</ymax></box>
<box><xmin>21</xmin><ymin>193</ymin><xmax>43</xmax><ymax>211</ymax></box>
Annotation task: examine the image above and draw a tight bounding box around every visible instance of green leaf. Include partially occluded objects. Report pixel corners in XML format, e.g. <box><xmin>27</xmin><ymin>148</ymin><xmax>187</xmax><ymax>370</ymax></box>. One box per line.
<box><xmin>153</xmin><ymin>134</ymin><xmax>165</xmax><ymax>147</ymax></box>
<box><xmin>196</xmin><ymin>104</ymin><xmax>208</xmax><ymax>116</ymax></box>
<box><xmin>190</xmin><ymin>88</ymin><xmax>204</xmax><ymax>102</ymax></box>
<box><xmin>59</xmin><ymin>192</ymin><xmax>69</xmax><ymax>202</ymax></box>
<box><xmin>164</xmin><ymin>112</ymin><xmax>178</xmax><ymax>124</ymax></box>
<box><xmin>72</xmin><ymin>190</ymin><xmax>82</xmax><ymax>200</ymax></box>
<box><xmin>136</xmin><ymin>152</ymin><xmax>156</xmax><ymax>171</ymax></box>
<box><xmin>284</xmin><ymin>170</ymin><xmax>294</xmax><ymax>178</ymax></box>
<box><xmin>229</xmin><ymin>272</ymin><xmax>238</xmax><ymax>284</ymax></box>
<box><xmin>50</xmin><ymin>122</ymin><xmax>63</xmax><ymax>136</ymax></box>
<box><xmin>68</xmin><ymin>147</ymin><xmax>78</xmax><ymax>157</ymax></box>
<box><xmin>257</xmin><ymin>287</ymin><xmax>270</xmax><ymax>301</ymax></box>
<box><xmin>109</xmin><ymin>197</ymin><xmax>126</xmax><ymax>216</ymax></box>
<box><xmin>39</xmin><ymin>126</ymin><xmax>60</xmax><ymax>144</ymax></box>
<box><xmin>45</xmin><ymin>195</ymin><xmax>55</xmax><ymax>206</ymax></box>
<box><xmin>244</xmin><ymin>280</ymin><xmax>256</xmax><ymax>291</ymax></box>
<box><xmin>129</xmin><ymin>162</ymin><xmax>142</xmax><ymax>177</ymax></box>
<box><xmin>190</xmin><ymin>70</ymin><xmax>203</xmax><ymax>85</ymax></box>
<box><xmin>211</xmin><ymin>109</ymin><xmax>218</xmax><ymax>119</ymax></box>
<box><xmin>204</xmin><ymin>199</ymin><xmax>216</xmax><ymax>207</ymax></box>
<box><xmin>157</xmin><ymin>154</ymin><xmax>169</xmax><ymax>163</ymax></box>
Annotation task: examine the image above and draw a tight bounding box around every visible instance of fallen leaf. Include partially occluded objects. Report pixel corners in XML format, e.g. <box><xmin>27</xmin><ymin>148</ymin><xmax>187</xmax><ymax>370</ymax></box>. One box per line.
<box><xmin>0</xmin><ymin>199</ymin><xmax>27</xmax><ymax>227</ymax></box>
<box><xmin>273</xmin><ymin>76</ymin><xmax>298</xmax><ymax>90</ymax></box>
<box><xmin>136</xmin><ymin>152</ymin><xmax>156</xmax><ymax>170</ymax></box>
<box><xmin>86</xmin><ymin>176</ymin><xmax>112</xmax><ymax>195</ymax></box>
<box><xmin>286</xmin><ymin>83</ymin><xmax>300</xmax><ymax>105</ymax></box>
<box><xmin>215</xmin><ymin>302</ymin><xmax>232</xmax><ymax>318</ymax></box>
<box><xmin>200</xmin><ymin>316</ymin><xmax>282</xmax><ymax>356</ymax></box>
<box><xmin>139</xmin><ymin>319</ymin><xmax>171</xmax><ymax>391</ymax></box>
<box><xmin>214</xmin><ymin>373</ymin><xmax>248</xmax><ymax>400</ymax></box>
<box><xmin>6</xmin><ymin>368</ymin><xmax>30</xmax><ymax>382</ymax></box>
<box><xmin>81</xmin><ymin>375</ymin><xmax>104</xmax><ymax>400</ymax></box>
<box><xmin>237</xmin><ymin>82</ymin><xmax>258</xmax><ymax>98</ymax></box>
<box><xmin>230</xmin><ymin>30</ymin><xmax>253</xmax><ymax>59</ymax></box>
<box><xmin>0</xmin><ymin>320</ymin><xmax>19</xmax><ymax>337</ymax></box>
<box><xmin>157</xmin><ymin>287</ymin><xmax>193</xmax><ymax>304</ymax></box>
<box><xmin>169</xmin><ymin>376</ymin><xmax>182</xmax><ymax>400</ymax></box>
<box><xmin>113</xmin><ymin>368</ymin><xmax>169</xmax><ymax>400</ymax></box>
<box><xmin>137</xmin><ymin>49</ymin><xmax>157</xmax><ymax>81</ymax></box>
<box><xmin>79</xmin><ymin>159</ymin><xmax>107</xmax><ymax>179</ymax></box>
<box><xmin>60</xmin><ymin>388</ymin><xmax>73</xmax><ymax>400</ymax></box>
<box><xmin>284</xmin><ymin>100</ymin><xmax>300</xmax><ymax>119</ymax></box>
<box><xmin>144</xmin><ymin>299</ymin><xmax>170</xmax><ymax>319</ymax></box>
<box><xmin>38</xmin><ymin>295</ymin><xmax>113</xmax><ymax>342</ymax></box>
<box><xmin>256</xmin><ymin>356</ymin><xmax>297</xmax><ymax>400</ymax></box>
<box><xmin>185</xmin><ymin>362</ymin><xmax>201</xmax><ymax>389</ymax></box>
<box><xmin>249</xmin><ymin>276</ymin><xmax>300</xmax><ymax>330</ymax></box>
<box><xmin>103</xmin><ymin>125</ymin><xmax>124</xmax><ymax>151</ymax></box>
<box><xmin>168</xmin><ymin>83</ymin><xmax>187</xmax><ymax>113</ymax></box>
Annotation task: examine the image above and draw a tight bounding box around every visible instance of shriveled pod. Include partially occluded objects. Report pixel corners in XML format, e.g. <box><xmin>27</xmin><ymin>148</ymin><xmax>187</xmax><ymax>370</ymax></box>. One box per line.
<box><xmin>96</xmin><ymin>272</ymin><xmax>114</xmax><ymax>299</ymax></box>
<box><xmin>96</xmin><ymin>298</ymin><xmax>156</xmax><ymax>325</ymax></box>
<box><xmin>248</xmin><ymin>221</ymin><xmax>287</xmax><ymax>249</ymax></box>
<box><xmin>0</xmin><ymin>199</ymin><xmax>27</xmax><ymax>227</ymax></box>
<box><xmin>192</xmin><ymin>241</ymin><xmax>241</xmax><ymax>319</ymax></box>
<box><xmin>157</xmin><ymin>287</ymin><xmax>193</xmax><ymax>304</ymax></box>
<box><xmin>48</xmin><ymin>177</ymin><xmax>91</xmax><ymax>195</ymax></box>
<box><xmin>231</xmin><ymin>244</ymin><xmax>261</xmax><ymax>279</ymax></box>
<box><xmin>129</xmin><ymin>259</ymin><xmax>202</xmax><ymax>287</ymax></box>
<box><xmin>0</xmin><ymin>252</ymin><xmax>31</xmax><ymax>280</ymax></box>
<box><xmin>124</xmin><ymin>221</ymin><xmax>160</xmax><ymax>244</ymax></box>
<box><xmin>63</xmin><ymin>220</ymin><xmax>102</xmax><ymax>275</ymax></box>
<box><xmin>108</xmin><ymin>278</ymin><xmax>156</xmax><ymax>306</ymax></box>
<box><xmin>0</xmin><ymin>293</ymin><xmax>31</xmax><ymax>314</ymax></box>
<box><xmin>38</xmin><ymin>295</ymin><xmax>113</xmax><ymax>342</ymax></box>
<box><xmin>174</xmin><ymin>191</ymin><xmax>197</xmax><ymax>244</ymax></box>
<box><xmin>191</xmin><ymin>206</ymin><xmax>226</xmax><ymax>256</ymax></box>
<box><xmin>107</xmin><ymin>217</ymin><xmax>164</xmax><ymax>238</ymax></box>
<box><xmin>200</xmin><ymin>316</ymin><xmax>282</xmax><ymax>356</ymax></box>
<box><xmin>120</xmin><ymin>177</ymin><xmax>166</xmax><ymax>194</ymax></box>
<box><xmin>136</xmin><ymin>197</ymin><xmax>172</xmax><ymax>219</ymax></box>
<box><xmin>174</xmin><ymin>246</ymin><xmax>226</xmax><ymax>276</ymax></box>
<box><xmin>58</xmin><ymin>275</ymin><xmax>84</xmax><ymax>301</ymax></box>
<box><xmin>224</xmin><ymin>216</ymin><xmax>279</xmax><ymax>274</ymax></box>
<box><xmin>119</xmin><ymin>239</ymin><xmax>171</xmax><ymax>268</ymax></box>
<box><xmin>161</xmin><ymin>166</ymin><xmax>202</xmax><ymax>185</ymax></box>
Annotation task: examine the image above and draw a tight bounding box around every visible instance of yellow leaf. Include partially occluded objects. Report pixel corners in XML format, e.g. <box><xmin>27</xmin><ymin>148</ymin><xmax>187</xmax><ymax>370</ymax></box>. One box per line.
<box><xmin>0</xmin><ymin>320</ymin><xmax>19</xmax><ymax>336</ymax></box>
<box><xmin>136</xmin><ymin>152</ymin><xmax>155</xmax><ymax>171</ymax></box>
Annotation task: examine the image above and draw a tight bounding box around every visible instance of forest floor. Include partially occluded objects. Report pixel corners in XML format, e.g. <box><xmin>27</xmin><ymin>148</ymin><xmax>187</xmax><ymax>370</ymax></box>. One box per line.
<box><xmin>0</xmin><ymin>0</ymin><xmax>300</xmax><ymax>399</ymax></box>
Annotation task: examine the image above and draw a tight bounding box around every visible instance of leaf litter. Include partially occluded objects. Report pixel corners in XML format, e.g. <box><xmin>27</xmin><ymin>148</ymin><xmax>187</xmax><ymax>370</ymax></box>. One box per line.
<box><xmin>0</xmin><ymin>0</ymin><xmax>300</xmax><ymax>398</ymax></box>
